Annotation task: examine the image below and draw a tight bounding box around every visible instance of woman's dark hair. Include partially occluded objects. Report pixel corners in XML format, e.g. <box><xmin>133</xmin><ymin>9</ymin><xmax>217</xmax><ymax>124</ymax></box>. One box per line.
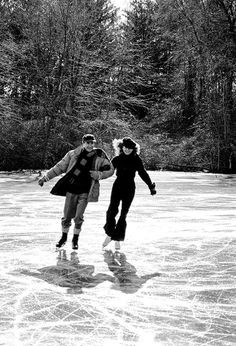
<box><xmin>113</xmin><ymin>137</ymin><xmax>140</xmax><ymax>155</ymax></box>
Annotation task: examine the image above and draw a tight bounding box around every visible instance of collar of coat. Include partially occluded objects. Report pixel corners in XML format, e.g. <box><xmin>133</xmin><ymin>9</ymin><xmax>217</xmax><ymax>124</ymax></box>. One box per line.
<box><xmin>74</xmin><ymin>146</ymin><xmax>109</xmax><ymax>160</ymax></box>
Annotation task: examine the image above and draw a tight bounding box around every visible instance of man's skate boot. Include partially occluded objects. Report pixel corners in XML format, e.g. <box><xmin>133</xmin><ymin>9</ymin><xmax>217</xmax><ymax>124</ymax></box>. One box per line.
<box><xmin>56</xmin><ymin>232</ymin><xmax>68</xmax><ymax>249</ymax></box>
<box><xmin>72</xmin><ymin>234</ymin><xmax>79</xmax><ymax>250</ymax></box>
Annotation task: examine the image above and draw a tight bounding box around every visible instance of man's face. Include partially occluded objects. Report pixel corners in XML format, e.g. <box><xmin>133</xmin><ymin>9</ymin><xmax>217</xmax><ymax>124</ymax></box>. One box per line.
<box><xmin>83</xmin><ymin>140</ymin><xmax>95</xmax><ymax>152</ymax></box>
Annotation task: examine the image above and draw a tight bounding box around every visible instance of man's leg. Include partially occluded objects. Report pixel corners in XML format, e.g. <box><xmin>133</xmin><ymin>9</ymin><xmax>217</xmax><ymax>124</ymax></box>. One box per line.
<box><xmin>72</xmin><ymin>193</ymin><xmax>88</xmax><ymax>249</ymax></box>
<box><xmin>57</xmin><ymin>193</ymin><xmax>79</xmax><ymax>248</ymax></box>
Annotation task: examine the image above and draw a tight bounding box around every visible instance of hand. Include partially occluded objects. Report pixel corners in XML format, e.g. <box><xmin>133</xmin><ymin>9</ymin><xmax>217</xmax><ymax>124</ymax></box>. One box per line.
<box><xmin>38</xmin><ymin>177</ymin><xmax>45</xmax><ymax>187</ymax></box>
<box><xmin>90</xmin><ymin>171</ymin><xmax>100</xmax><ymax>180</ymax></box>
<box><xmin>150</xmin><ymin>182</ymin><xmax>156</xmax><ymax>195</ymax></box>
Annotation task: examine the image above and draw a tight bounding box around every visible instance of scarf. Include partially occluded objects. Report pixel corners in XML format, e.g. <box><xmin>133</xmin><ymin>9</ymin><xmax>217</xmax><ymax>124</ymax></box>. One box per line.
<box><xmin>67</xmin><ymin>149</ymin><xmax>96</xmax><ymax>185</ymax></box>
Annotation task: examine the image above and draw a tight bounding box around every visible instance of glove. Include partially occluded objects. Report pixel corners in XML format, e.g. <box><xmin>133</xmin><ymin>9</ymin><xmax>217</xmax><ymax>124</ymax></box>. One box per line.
<box><xmin>149</xmin><ymin>182</ymin><xmax>156</xmax><ymax>195</ymax></box>
<box><xmin>38</xmin><ymin>177</ymin><xmax>46</xmax><ymax>187</ymax></box>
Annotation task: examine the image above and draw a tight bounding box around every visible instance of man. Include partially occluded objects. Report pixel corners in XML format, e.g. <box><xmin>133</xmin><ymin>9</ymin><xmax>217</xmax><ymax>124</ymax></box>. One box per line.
<box><xmin>38</xmin><ymin>134</ymin><xmax>114</xmax><ymax>250</ymax></box>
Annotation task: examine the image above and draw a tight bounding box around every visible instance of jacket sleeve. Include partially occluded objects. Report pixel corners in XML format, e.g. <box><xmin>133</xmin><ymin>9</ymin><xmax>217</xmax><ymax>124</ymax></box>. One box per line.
<box><xmin>95</xmin><ymin>150</ymin><xmax>114</xmax><ymax>180</ymax></box>
<box><xmin>44</xmin><ymin>151</ymin><xmax>72</xmax><ymax>181</ymax></box>
<box><xmin>98</xmin><ymin>158</ymin><xmax>114</xmax><ymax>179</ymax></box>
<box><xmin>136</xmin><ymin>155</ymin><xmax>153</xmax><ymax>188</ymax></box>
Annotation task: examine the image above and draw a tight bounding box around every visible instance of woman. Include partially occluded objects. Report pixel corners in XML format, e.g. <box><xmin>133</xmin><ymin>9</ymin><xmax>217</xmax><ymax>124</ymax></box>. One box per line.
<box><xmin>103</xmin><ymin>137</ymin><xmax>156</xmax><ymax>251</ymax></box>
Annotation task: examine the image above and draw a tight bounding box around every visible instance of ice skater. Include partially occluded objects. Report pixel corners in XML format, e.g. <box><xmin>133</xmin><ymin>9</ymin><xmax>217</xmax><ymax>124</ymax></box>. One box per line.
<box><xmin>38</xmin><ymin>134</ymin><xmax>114</xmax><ymax>250</ymax></box>
<box><xmin>102</xmin><ymin>137</ymin><xmax>156</xmax><ymax>251</ymax></box>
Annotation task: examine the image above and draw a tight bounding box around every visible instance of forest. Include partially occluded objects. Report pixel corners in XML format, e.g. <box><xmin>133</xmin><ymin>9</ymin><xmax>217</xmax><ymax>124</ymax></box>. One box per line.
<box><xmin>0</xmin><ymin>0</ymin><xmax>236</xmax><ymax>173</ymax></box>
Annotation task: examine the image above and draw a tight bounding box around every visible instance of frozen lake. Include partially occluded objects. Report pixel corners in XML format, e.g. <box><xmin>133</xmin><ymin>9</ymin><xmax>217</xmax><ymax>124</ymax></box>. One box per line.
<box><xmin>0</xmin><ymin>171</ymin><xmax>235</xmax><ymax>346</ymax></box>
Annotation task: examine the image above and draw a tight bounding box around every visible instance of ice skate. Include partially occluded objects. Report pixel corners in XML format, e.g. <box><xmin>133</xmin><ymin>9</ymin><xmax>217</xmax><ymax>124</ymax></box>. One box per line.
<box><xmin>56</xmin><ymin>233</ymin><xmax>67</xmax><ymax>250</ymax></box>
<box><xmin>115</xmin><ymin>241</ymin><xmax>120</xmax><ymax>251</ymax></box>
<box><xmin>72</xmin><ymin>234</ymin><xmax>79</xmax><ymax>250</ymax></box>
<box><xmin>102</xmin><ymin>235</ymin><xmax>112</xmax><ymax>248</ymax></box>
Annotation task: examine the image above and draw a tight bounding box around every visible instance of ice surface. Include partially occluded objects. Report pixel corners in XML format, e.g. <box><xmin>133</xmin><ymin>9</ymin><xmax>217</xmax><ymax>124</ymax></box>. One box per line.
<box><xmin>0</xmin><ymin>171</ymin><xmax>235</xmax><ymax>346</ymax></box>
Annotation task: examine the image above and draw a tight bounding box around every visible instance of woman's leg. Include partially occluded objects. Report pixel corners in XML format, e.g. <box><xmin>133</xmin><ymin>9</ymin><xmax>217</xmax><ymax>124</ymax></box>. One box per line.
<box><xmin>104</xmin><ymin>183</ymin><xmax>121</xmax><ymax>237</ymax></box>
<box><xmin>113</xmin><ymin>187</ymin><xmax>135</xmax><ymax>241</ymax></box>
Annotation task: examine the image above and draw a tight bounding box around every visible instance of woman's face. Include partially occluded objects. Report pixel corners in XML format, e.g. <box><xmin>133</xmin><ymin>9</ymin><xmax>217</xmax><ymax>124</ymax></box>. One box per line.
<box><xmin>123</xmin><ymin>146</ymin><xmax>133</xmax><ymax>155</ymax></box>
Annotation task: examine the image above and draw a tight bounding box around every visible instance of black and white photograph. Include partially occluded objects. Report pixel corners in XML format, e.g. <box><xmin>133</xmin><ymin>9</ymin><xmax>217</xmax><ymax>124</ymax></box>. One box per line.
<box><xmin>0</xmin><ymin>0</ymin><xmax>236</xmax><ymax>345</ymax></box>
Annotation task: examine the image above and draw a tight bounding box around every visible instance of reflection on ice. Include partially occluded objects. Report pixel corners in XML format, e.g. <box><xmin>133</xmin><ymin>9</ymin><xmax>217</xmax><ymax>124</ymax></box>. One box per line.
<box><xmin>21</xmin><ymin>250</ymin><xmax>161</xmax><ymax>296</ymax></box>
<box><xmin>21</xmin><ymin>250</ymin><xmax>114</xmax><ymax>294</ymax></box>
<box><xmin>103</xmin><ymin>250</ymin><xmax>160</xmax><ymax>294</ymax></box>
<box><xmin>0</xmin><ymin>171</ymin><xmax>236</xmax><ymax>345</ymax></box>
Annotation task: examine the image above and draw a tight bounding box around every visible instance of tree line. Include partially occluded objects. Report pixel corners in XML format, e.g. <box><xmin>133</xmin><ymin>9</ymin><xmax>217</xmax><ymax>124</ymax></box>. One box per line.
<box><xmin>0</xmin><ymin>0</ymin><xmax>235</xmax><ymax>173</ymax></box>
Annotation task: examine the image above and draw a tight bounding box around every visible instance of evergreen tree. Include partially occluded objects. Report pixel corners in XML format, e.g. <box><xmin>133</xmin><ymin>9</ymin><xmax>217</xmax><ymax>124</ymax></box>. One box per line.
<box><xmin>0</xmin><ymin>0</ymin><xmax>119</xmax><ymax>169</ymax></box>
<box><xmin>116</xmin><ymin>0</ymin><xmax>164</xmax><ymax>119</ymax></box>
